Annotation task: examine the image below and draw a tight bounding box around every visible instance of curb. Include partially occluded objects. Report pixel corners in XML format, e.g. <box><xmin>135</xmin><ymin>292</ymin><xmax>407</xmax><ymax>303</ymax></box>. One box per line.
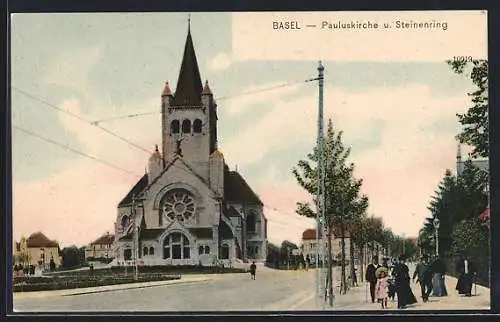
<box><xmin>13</xmin><ymin>276</ymin><xmax>213</xmax><ymax>300</ymax></box>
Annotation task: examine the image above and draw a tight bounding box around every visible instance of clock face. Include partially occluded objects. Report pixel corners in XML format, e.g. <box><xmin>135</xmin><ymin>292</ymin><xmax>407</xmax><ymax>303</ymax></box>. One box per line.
<box><xmin>161</xmin><ymin>189</ymin><xmax>196</xmax><ymax>223</ymax></box>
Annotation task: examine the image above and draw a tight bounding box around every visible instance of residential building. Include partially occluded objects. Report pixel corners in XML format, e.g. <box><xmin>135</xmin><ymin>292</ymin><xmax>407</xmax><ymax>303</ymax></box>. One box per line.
<box><xmin>112</xmin><ymin>22</ymin><xmax>267</xmax><ymax>267</ymax></box>
<box><xmin>300</xmin><ymin>228</ymin><xmax>352</xmax><ymax>264</ymax></box>
<box><xmin>13</xmin><ymin>232</ymin><xmax>61</xmax><ymax>269</ymax></box>
<box><xmin>85</xmin><ymin>232</ymin><xmax>115</xmax><ymax>262</ymax></box>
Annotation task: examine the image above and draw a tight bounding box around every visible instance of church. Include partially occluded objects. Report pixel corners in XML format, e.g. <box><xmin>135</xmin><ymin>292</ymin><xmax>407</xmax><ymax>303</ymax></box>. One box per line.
<box><xmin>112</xmin><ymin>23</ymin><xmax>268</xmax><ymax>267</ymax></box>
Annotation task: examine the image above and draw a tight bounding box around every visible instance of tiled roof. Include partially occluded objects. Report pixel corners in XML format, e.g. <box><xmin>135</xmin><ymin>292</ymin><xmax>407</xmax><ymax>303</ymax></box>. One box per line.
<box><xmin>140</xmin><ymin>229</ymin><xmax>164</xmax><ymax>240</ymax></box>
<box><xmin>91</xmin><ymin>233</ymin><xmax>115</xmax><ymax>245</ymax></box>
<box><xmin>479</xmin><ymin>208</ymin><xmax>490</xmax><ymax>221</ymax></box>
<box><xmin>302</xmin><ymin>227</ymin><xmax>350</xmax><ymax>240</ymax></box>
<box><xmin>190</xmin><ymin>228</ymin><xmax>213</xmax><ymax>239</ymax></box>
<box><xmin>173</xmin><ymin>27</ymin><xmax>203</xmax><ymax>107</ymax></box>
<box><xmin>220</xmin><ymin>220</ymin><xmax>234</xmax><ymax>239</ymax></box>
<box><xmin>26</xmin><ymin>232</ymin><xmax>59</xmax><ymax>248</ymax></box>
<box><xmin>224</xmin><ymin>169</ymin><xmax>263</xmax><ymax>206</ymax></box>
<box><xmin>118</xmin><ymin>174</ymin><xmax>148</xmax><ymax>207</ymax></box>
<box><xmin>302</xmin><ymin>229</ymin><xmax>317</xmax><ymax>240</ymax></box>
<box><xmin>119</xmin><ymin>233</ymin><xmax>134</xmax><ymax>241</ymax></box>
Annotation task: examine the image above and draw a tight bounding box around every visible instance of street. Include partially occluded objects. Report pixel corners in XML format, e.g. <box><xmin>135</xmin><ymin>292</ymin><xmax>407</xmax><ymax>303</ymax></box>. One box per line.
<box><xmin>13</xmin><ymin>265</ymin><xmax>490</xmax><ymax>312</ymax></box>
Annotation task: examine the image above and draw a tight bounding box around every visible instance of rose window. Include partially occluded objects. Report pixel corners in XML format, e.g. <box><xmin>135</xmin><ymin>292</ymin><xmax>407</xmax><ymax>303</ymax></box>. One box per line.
<box><xmin>161</xmin><ymin>189</ymin><xmax>196</xmax><ymax>222</ymax></box>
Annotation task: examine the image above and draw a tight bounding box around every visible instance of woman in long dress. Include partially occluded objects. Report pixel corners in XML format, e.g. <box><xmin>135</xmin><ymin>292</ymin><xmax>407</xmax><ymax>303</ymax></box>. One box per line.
<box><xmin>393</xmin><ymin>256</ymin><xmax>418</xmax><ymax>309</ymax></box>
<box><xmin>431</xmin><ymin>256</ymin><xmax>448</xmax><ymax>297</ymax></box>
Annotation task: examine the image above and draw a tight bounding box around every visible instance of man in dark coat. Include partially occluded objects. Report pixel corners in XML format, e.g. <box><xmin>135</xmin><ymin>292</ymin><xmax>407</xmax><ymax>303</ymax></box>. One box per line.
<box><xmin>413</xmin><ymin>255</ymin><xmax>433</xmax><ymax>302</ymax></box>
<box><xmin>456</xmin><ymin>255</ymin><xmax>475</xmax><ymax>296</ymax></box>
<box><xmin>365</xmin><ymin>256</ymin><xmax>381</xmax><ymax>303</ymax></box>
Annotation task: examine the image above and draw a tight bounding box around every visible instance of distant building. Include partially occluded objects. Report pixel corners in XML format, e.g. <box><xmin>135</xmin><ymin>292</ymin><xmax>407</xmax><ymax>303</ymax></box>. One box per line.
<box><xmin>13</xmin><ymin>232</ymin><xmax>61</xmax><ymax>269</ymax></box>
<box><xmin>85</xmin><ymin>232</ymin><xmax>115</xmax><ymax>262</ymax></box>
<box><xmin>300</xmin><ymin>228</ymin><xmax>352</xmax><ymax>264</ymax></box>
<box><xmin>456</xmin><ymin>143</ymin><xmax>489</xmax><ymax>176</ymax></box>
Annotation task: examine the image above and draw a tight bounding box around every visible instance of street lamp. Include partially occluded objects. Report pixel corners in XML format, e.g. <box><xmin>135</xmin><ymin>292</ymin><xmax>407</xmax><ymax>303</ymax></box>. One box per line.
<box><xmin>433</xmin><ymin>218</ymin><xmax>440</xmax><ymax>256</ymax></box>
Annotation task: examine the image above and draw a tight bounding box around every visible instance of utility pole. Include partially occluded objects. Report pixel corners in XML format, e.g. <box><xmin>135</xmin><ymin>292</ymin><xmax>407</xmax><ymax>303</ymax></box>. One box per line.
<box><xmin>132</xmin><ymin>195</ymin><xmax>139</xmax><ymax>281</ymax></box>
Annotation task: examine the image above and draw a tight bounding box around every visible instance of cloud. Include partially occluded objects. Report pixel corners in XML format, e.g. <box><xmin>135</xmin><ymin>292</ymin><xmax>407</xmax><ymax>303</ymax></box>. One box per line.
<box><xmin>45</xmin><ymin>47</ymin><xmax>101</xmax><ymax>91</ymax></box>
<box><xmin>12</xmin><ymin>94</ymin><xmax>162</xmax><ymax>246</ymax></box>
<box><xmin>208</xmin><ymin>52</ymin><xmax>232</xmax><ymax>71</ymax></box>
<box><xmin>221</xmin><ymin>82</ymin><xmax>470</xmax><ymax>238</ymax></box>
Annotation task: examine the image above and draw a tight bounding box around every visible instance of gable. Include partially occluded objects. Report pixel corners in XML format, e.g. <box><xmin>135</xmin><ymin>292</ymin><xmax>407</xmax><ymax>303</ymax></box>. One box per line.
<box><xmin>118</xmin><ymin>174</ymin><xmax>148</xmax><ymax>207</ymax></box>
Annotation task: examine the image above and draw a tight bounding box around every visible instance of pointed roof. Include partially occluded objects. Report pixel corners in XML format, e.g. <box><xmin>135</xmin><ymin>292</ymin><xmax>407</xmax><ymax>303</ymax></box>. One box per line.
<box><xmin>162</xmin><ymin>82</ymin><xmax>173</xmax><ymax>97</ymax></box>
<box><xmin>149</xmin><ymin>144</ymin><xmax>162</xmax><ymax>160</ymax></box>
<box><xmin>202</xmin><ymin>80</ymin><xmax>212</xmax><ymax>95</ymax></box>
<box><xmin>173</xmin><ymin>24</ymin><xmax>203</xmax><ymax>106</ymax></box>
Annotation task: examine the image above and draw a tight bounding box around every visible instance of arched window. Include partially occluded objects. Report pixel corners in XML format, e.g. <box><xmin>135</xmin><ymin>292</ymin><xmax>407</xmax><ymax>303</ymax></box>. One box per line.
<box><xmin>193</xmin><ymin>119</ymin><xmax>202</xmax><ymax>133</ymax></box>
<box><xmin>171</xmin><ymin>120</ymin><xmax>180</xmax><ymax>134</ymax></box>
<box><xmin>221</xmin><ymin>244</ymin><xmax>230</xmax><ymax>259</ymax></box>
<box><xmin>124</xmin><ymin>249</ymin><xmax>132</xmax><ymax>260</ymax></box>
<box><xmin>246</xmin><ymin>213</ymin><xmax>256</xmax><ymax>233</ymax></box>
<box><xmin>182</xmin><ymin>119</ymin><xmax>191</xmax><ymax>134</ymax></box>
<box><xmin>143</xmin><ymin>247</ymin><xmax>148</xmax><ymax>256</ymax></box>
<box><xmin>163</xmin><ymin>232</ymin><xmax>191</xmax><ymax>259</ymax></box>
<box><xmin>121</xmin><ymin>216</ymin><xmax>130</xmax><ymax>229</ymax></box>
<box><xmin>149</xmin><ymin>247</ymin><xmax>155</xmax><ymax>255</ymax></box>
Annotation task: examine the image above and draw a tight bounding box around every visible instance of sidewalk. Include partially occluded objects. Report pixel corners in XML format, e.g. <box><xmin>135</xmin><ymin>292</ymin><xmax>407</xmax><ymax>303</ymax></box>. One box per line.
<box><xmin>13</xmin><ymin>275</ymin><xmax>213</xmax><ymax>300</ymax></box>
<box><xmin>292</xmin><ymin>273</ymin><xmax>490</xmax><ymax>311</ymax></box>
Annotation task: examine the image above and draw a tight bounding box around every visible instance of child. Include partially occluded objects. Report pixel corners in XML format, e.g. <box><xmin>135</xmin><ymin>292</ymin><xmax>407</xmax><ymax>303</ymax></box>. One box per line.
<box><xmin>375</xmin><ymin>271</ymin><xmax>389</xmax><ymax>309</ymax></box>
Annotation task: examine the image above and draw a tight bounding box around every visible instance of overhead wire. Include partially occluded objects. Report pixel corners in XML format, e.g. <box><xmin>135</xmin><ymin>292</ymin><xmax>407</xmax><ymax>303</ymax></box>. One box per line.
<box><xmin>81</xmin><ymin>77</ymin><xmax>320</xmax><ymax>124</ymax></box>
<box><xmin>12</xmin><ymin>87</ymin><xmax>151</xmax><ymax>155</ymax></box>
<box><xmin>13</xmin><ymin>125</ymin><xmax>141</xmax><ymax>178</ymax></box>
<box><xmin>12</xmin><ymin>80</ymin><xmax>318</xmax><ymax>231</ymax></box>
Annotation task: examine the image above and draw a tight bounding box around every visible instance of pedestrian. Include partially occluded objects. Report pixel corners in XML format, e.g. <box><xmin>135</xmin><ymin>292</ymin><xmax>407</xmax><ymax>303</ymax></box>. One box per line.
<box><xmin>250</xmin><ymin>261</ymin><xmax>256</xmax><ymax>280</ymax></box>
<box><xmin>456</xmin><ymin>254</ymin><xmax>475</xmax><ymax>297</ymax></box>
<box><xmin>375</xmin><ymin>270</ymin><xmax>389</xmax><ymax>309</ymax></box>
<box><xmin>393</xmin><ymin>255</ymin><xmax>417</xmax><ymax>309</ymax></box>
<box><xmin>365</xmin><ymin>256</ymin><xmax>381</xmax><ymax>303</ymax></box>
<box><xmin>305</xmin><ymin>254</ymin><xmax>310</xmax><ymax>271</ymax></box>
<box><xmin>413</xmin><ymin>255</ymin><xmax>433</xmax><ymax>302</ymax></box>
<box><xmin>430</xmin><ymin>256</ymin><xmax>447</xmax><ymax>297</ymax></box>
<box><xmin>387</xmin><ymin>274</ymin><xmax>396</xmax><ymax>302</ymax></box>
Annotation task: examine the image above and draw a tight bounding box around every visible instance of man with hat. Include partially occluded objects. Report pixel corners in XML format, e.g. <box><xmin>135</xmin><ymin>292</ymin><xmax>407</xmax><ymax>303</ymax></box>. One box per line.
<box><xmin>365</xmin><ymin>256</ymin><xmax>381</xmax><ymax>303</ymax></box>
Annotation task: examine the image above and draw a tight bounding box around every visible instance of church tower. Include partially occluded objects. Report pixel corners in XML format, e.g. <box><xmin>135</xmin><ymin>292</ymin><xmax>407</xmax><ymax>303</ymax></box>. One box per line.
<box><xmin>456</xmin><ymin>143</ymin><xmax>464</xmax><ymax>175</ymax></box>
<box><xmin>161</xmin><ymin>21</ymin><xmax>218</xmax><ymax>177</ymax></box>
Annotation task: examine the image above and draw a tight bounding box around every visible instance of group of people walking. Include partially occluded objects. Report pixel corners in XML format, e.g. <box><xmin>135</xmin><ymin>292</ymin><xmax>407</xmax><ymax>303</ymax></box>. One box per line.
<box><xmin>366</xmin><ymin>255</ymin><xmax>417</xmax><ymax>309</ymax></box>
<box><xmin>365</xmin><ymin>253</ymin><xmax>475</xmax><ymax>309</ymax></box>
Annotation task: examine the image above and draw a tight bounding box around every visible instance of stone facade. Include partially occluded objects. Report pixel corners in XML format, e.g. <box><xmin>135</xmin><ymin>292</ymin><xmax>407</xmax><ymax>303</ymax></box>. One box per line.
<box><xmin>112</xmin><ymin>24</ymin><xmax>267</xmax><ymax>267</ymax></box>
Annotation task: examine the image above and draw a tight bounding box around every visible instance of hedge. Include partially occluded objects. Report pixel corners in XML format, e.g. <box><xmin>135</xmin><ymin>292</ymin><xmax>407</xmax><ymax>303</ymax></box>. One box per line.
<box><xmin>13</xmin><ymin>274</ymin><xmax>181</xmax><ymax>292</ymax></box>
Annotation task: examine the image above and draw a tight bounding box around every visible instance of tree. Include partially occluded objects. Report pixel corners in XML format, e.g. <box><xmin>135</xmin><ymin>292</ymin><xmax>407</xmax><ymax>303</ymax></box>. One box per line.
<box><xmin>61</xmin><ymin>246</ymin><xmax>82</xmax><ymax>269</ymax></box>
<box><xmin>451</xmin><ymin>219</ymin><xmax>489</xmax><ymax>260</ymax></box>
<box><xmin>348</xmin><ymin>216</ymin><xmax>369</xmax><ymax>282</ymax></box>
<box><xmin>425</xmin><ymin>169</ymin><xmax>459</xmax><ymax>255</ymax></box>
<box><xmin>292</xmin><ymin>119</ymin><xmax>368</xmax><ymax>298</ymax></box>
<box><xmin>447</xmin><ymin>59</ymin><xmax>488</xmax><ymax>158</ymax></box>
<box><xmin>280</xmin><ymin>240</ymin><xmax>298</xmax><ymax>267</ymax></box>
<box><xmin>266</xmin><ymin>242</ymin><xmax>280</xmax><ymax>267</ymax></box>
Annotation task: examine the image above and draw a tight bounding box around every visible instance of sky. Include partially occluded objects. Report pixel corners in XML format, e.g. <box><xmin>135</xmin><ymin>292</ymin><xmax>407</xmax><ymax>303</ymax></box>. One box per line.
<box><xmin>11</xmin><ymin>12</ymin><xmax>485</xmax><ymax>248</ymax></box>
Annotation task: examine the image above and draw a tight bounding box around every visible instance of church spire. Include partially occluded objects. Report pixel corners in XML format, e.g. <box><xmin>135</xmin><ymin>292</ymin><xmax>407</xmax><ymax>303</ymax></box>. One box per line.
<box><xmin>173</xmin><ymin>15</ymin><xmax>203</xmax><ymax>107</ymax></box>
<box><xmin>457</xmin><ymin>143</ymin><xmax>462</xmax><ymax>161</ymax></box>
